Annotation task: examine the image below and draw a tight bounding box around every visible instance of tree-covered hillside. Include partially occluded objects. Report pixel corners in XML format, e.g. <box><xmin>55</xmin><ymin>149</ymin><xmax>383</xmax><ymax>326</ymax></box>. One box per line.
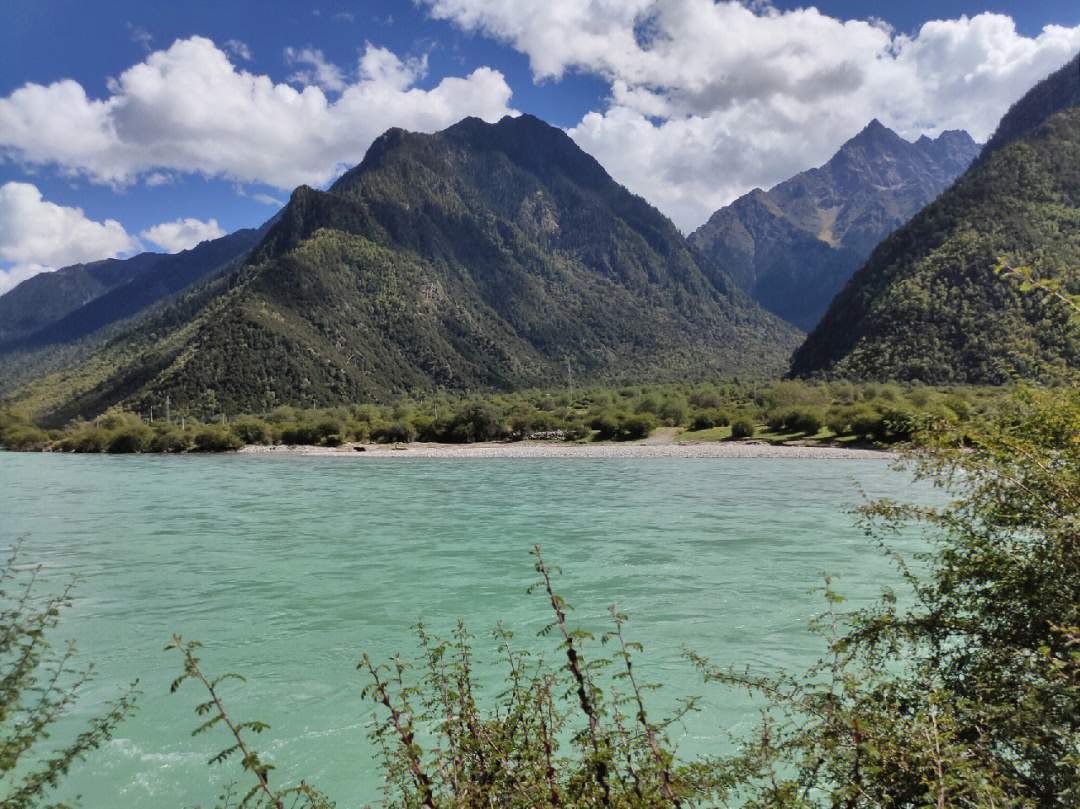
<box><xmin>8</xmin><ymin>115</ymin><xmax>801</xmax><ymax>423</ymax></box>
<box><xmin>791</xmin><ymin>54</ymin><xmax>1080</xmax><ymax>383</ymax></box>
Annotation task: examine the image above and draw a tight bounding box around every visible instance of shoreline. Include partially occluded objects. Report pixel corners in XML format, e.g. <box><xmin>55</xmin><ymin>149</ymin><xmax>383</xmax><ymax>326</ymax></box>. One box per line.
<box><xmin>238</xmin><ymin>440</ymin><xmax>894</xmax><ymax>460</ymax></box>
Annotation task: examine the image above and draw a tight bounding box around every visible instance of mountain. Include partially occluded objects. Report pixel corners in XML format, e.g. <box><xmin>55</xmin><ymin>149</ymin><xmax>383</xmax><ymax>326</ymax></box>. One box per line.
<box><xmin>689</xmin><ymin>121</ymin><xmax>980</xmax><ymax>331</ymax></box>
<box><xmin>9</xmin><ymin>114</ymin><xmax>801</xmax><ymax>424</ymax></box>
<box><xmin>0</xmin><ymin>228</ymin><xmax>264</xmax><ymax>354</ymax></box>
<box><xmin>790</xmin><ymin>53</ymin><xmax>1080</xmax><ymax>383</ymax></box>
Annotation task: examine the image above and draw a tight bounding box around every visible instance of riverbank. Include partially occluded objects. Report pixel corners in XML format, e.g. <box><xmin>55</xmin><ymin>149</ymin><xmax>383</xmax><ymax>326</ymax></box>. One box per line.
<box><xmin>238</xmin><ymin>439</ymin><xmax>892</xmax><ymax>459</ymax></box>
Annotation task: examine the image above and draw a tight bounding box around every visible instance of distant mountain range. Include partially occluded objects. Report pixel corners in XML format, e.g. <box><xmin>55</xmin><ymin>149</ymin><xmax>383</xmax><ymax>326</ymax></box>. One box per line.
<box><xmin>792</xmin><ymin>53</ymin><xmax>1080</xmax><ymax>383</ymax></box>
<box><xmin>7</xmin><ymin>114</ymin><xmax>800</xmax><ymax>423</ymax></box>
<box><xmin>0</xmin><ymin>228</ymin><xmax>263</xmax><ymax>353</ymax></box>
<box><xmin>690</xmin><ymin>121</ymin><xmax>980</xmax><ymax>331</ymax></box>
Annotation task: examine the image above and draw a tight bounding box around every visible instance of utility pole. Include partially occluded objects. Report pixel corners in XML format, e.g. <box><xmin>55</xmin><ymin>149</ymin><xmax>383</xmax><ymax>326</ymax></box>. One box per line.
<box><xmin>165</xmin><ymin>395</ymin><xmax>170</xmax><ymax>423</ymax></box>
<box><xmin>566</xmin><ymin>356</ymin><xmax>574</xmax><ymax>404</ymax></box>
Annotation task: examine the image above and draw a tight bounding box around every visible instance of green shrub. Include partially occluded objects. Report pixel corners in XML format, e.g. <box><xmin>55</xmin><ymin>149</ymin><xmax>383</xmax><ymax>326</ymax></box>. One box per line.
<box><xmin>657</xmin><ymin>397</ymin><xmax>689</xmax><ymax>426</ymax></box>
<box><xmin>788</xmin><ymin>407</ymin><xmax>824</xmax><ymax>435</ymax></box>
<box><xmin>149</xmin><ymin>424</ymin><xmax>188</xmax><ymax>453</ymax></box>
<box><xmin>616</xmin><ymin>413</ymin><xmax>656</xmax><ymax>441</ymax></box>
<box><xmin>192</xmin><ymin>426</ymin><xmax>242</xmax><ymax>452</ymax></box>
<box><xmin>107</xmin><ymin>426</ymin><xmax>151</xmax><ymax>453</ymax></box>
<box><xmin>689</xmin><ymin>388</ymin><xmax>723</xmax><ymax>409</ymax></box>
<box><xmin>2</xmin><ymin>424</ymin><xmax>50</xmax><ymax>450</ymax></box>
<box><xmin>850</xmin><ymin>410</ymin><xmax>884</xmax><ymax>441</ymax></box>
<box><xmin>563</xmin><ymin>420</ymin><xmax>590</xmax><ymax>441</ymax></box>
<box><xmin>445</xmin><ymin>403</ymin><xmax>503</xmax><ymax>443</ymax></box>
<box><xmin>825</xmin><ymin>405</ymin><xmax>852</xmax><ymax>435</ymax></box>
<box><xmin>690</xmin><ymin>408</ymin><xmax>730</xmax><ymax>431</ymax></box>
<box><xmin>588</xmin><ymin>411</ymin><xmax>622</xmax><ymax>440</ymax></box>
<box><xmin>230</xmin><ymin>417</ymin><xmax>270</xmax><ymax>445</ymax></box>
<box><xmin>279</xmin><ymin>422</ymin><xmax>322</xmax><ymax>445</ymax></box>
<box><xmin>730</xmin><ymin>417</ymin><xmax>756</xmax><ymax>439</ymax></box>
<box><xmin>371</xmin><ymin>420</ymin><xmax>417</xmax><ymax>444</ymax></box>
<box><xmin>941</xmin><ymin>392</ymin><xmax>972</xmax><ymax>421</ymax></box>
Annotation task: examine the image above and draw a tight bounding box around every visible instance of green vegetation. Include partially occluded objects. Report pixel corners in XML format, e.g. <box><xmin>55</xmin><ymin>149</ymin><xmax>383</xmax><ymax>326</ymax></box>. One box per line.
<box><xmin>793</xmin><ymin>55</ymin><xmax>1080</xmax><ymax>383</ymax></box>
<box><xmin>0</xmin><ymin>379</ymin><xmax>1017</xmax><ymax>452</ymax></box>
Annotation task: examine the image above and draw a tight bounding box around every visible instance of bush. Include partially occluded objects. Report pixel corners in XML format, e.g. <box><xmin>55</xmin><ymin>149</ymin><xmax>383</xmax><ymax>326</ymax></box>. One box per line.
<box><xmin>657</xmin><ymin>397</ymin><xmax>689</xmax><ymax>426</ymax></box>
<box><xmin>689</xmin><ymin>388</ymin><xmax>723</xmax><ymax>409</ymax></box>
<box><xmin>616</xmin><ymin>413</ymin><xmax>656</xmax><ymax>441</ymax></box>
<box><xmin>231</xmin><ymin>417</ymin><xmax>270</xmax><ymax>445</ymax></box>
<box><xmin>825</xmin><ymin>405</ymin><xmax>852</xmax><ymax>435</ymax></box>
<box><xmin>192</xmin><ymin>426</ymin><xmax>242</xmax><ymax>452</ymax></box>
<box><xmin>2</xmin><ymin>424</ymin><xmax>50</xmax><ymax>450</ymax></box>
<box><xmin>788</xmin><ymin>407</ymin><xmax>824</xmax><ymax>435</ymax></box>
<box><xmin>850</xmin><ymin>410</ymin><xmax>884</xmax><ymax>441</ymax></box>
<box><xmin>730</xmin><ymin>417</ymin><xmax>756</xmax><ymax>439</ymax></box>
<box><xmin>767</xmin><ymin>407</ymin><xmax>823</xmax><ymax>435</ymax></box>
<box><xmin>941</xmin><ymin>392</ymin><xmax>972</xmax><ymax>421</ymax></box>
<box><xmin>107</xmin><ymin>426</ymin><xmax>151</xmax><ymax>453</ymax></box>
<box><xmin>371</xmin><ymin>420</ymin><xmax>417</xmax><ymax>444</ymax></box>
<box><xmin>588</xmin><ymin>411</ymin><xmax>622</xmax><ymax>441</ymax></box>
<box><xmin>445</xmin><ymin>403</ymin><xmax>503</xmax><ymax>443</ymax></box>
<box><xmin>689</xmin><ymin>408</ymin><xmax>731</xmax><ymax>431</ymax></box>
<box><xmin>149</xmin><ymin>424</ymin><xmax>188</xmax><ymax>453</ymax></box>
<box><xmin>279</xmin><ymin>422</ymin><xmax>323</xmax><ymax>445</ymax></box>
<box><xmin>563</xmin><ymin>420</ymin><xmax>590</xmax><ymax>441</ymax></box>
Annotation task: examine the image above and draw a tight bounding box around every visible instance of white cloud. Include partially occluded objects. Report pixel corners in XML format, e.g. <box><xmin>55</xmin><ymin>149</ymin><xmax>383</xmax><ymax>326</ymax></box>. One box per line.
<box><xmin>284</xmin><ymin>46</ymin><xmax>347</xmax><ymax>92</ymax></box>
<box><xmin>0</xmin><ymin>182</ymin><xmax>140</xmax><ymax>294</ymax></box>
<box><xmin>252</xmin><ymin>192</ymin><xmax>284</xmax><ymax>206</ymax></box>
<box><xmin>128</xmin><ymin>23</ymin><xmax>153</xmax><ymax>52</ymax></box>
<box><xmin>423</xmin><ymin>1</ymin><xmax>1080</xmax><ymax>229</ymax></box>
<box><xmin>0</xmin><ymin>36</ymin><xmax>515</xmax><ymax>192</ymax></box>
<box><xmin>225</xmin><ymin>39</ymin><xmax>252</xmax><ymax>60</ymax></box>
<box><xmin>140</xmin><ymin>217</ymin><xmax>225</xmax><ymax>252</ymax></box>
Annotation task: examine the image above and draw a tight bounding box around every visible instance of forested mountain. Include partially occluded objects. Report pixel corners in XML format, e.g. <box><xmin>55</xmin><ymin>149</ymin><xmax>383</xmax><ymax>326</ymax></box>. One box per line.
<box><xmin>689</xmin><ymin>121</ymin><xmax>979</xmax><ymax>330</ymax></box>
<box><xmin>8</xmin><ymin>114</ymin><xmax>800</xmax><ymax>424</ymax></box>
<box><xmin>0</xmin><ymin>228</ymin><xmax>262</xmax><ymax>353</ymax></box>
<box><xmin>790</xmin><ymin>53</ymin><xmax>1080</xmax><ymax>383</ymax></box>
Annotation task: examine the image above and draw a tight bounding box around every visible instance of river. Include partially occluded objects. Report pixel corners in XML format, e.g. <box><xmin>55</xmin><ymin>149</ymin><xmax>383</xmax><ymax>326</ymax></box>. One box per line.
<box><xmin>0</xmin><ymin>452</ymin><xmax>928</xmax><ymax>807</ymax></box>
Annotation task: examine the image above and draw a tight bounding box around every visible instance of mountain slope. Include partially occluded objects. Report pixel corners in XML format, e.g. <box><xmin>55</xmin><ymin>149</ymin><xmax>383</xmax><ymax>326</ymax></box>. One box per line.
<box><xmin>0</xmin><ymin>253</ymin><xmax>162</xmax><ymax>345</ymax></box>
<box><xmin>12</xmin><ymin>115</ymin><xmax>801</xmax><ymax>423</ymax></box>
<box><xmin>0</xmin><ymin>228</ymin><xmax>263</xmax><ymax>357</ymax></box>
<box><xmin>690</xmin><ymin>121</ymin><xmax>979</xmax><ymax>330</ymax></box>
<box><xmin>790</xmin><ymin>54</ymin><xmax>1080</xmax><ymax>383</ymax></box>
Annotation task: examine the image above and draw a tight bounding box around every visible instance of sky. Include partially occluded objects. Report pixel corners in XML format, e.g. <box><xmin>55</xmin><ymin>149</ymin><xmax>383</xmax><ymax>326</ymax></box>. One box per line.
<box><xmin>2</xmin><ymin>0</ymin><xmax>1080</xmax><ymax>294</ymax></box>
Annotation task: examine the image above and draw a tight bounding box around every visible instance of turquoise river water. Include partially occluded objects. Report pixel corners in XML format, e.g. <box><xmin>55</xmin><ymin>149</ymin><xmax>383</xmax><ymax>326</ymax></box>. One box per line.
<box><xmin>0</xmin><ymin>451</ymin><xmax>929</xmax><ymax>807</ymax></box>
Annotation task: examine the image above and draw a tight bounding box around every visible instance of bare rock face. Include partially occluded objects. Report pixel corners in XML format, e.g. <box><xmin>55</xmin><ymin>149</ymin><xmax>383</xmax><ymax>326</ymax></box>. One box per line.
<box><xmin>690</xmin><ymin>120</ymin><xmax>980</xmax><ymax>331</ymax></box>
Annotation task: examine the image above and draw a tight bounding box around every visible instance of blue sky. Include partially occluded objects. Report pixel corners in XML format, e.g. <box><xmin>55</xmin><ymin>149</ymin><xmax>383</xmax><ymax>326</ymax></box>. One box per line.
<box><xmin>2</xmin><ymin>1</ymin><xmax>1080</xmax><ymax>293</ymax></box>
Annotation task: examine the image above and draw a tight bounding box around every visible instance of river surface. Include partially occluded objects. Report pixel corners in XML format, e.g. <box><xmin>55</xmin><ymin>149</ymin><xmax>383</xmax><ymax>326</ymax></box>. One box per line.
<box><xmin>0</xmin><ymin>452</ymin><xmax>930</xmax><ymax>808</ymax></box>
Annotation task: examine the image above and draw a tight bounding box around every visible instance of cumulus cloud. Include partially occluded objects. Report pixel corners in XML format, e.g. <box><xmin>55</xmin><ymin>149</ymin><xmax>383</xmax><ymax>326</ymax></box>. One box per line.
<box><xmin>0</xmin><ymin>182</ymin><xmax>140</xmax><ymax>294</ymax></box>
<box><xmin>0</xmin><ymin>36</ymin><xmax>516</xmax><ymax>192</ymax></box>
<box><xmin>140</xmin><ymin>217</ymin><xmax>225</xmax><ymax>252</ymax></box>
<box><xmin>423</xmin><ymin>0</ymin><xmax>1080</xmax><ymax>229</ymax></box>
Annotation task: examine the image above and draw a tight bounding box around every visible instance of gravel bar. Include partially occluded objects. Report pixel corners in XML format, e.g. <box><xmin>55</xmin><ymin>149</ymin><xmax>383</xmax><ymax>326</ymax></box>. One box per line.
<box><xmin>239</xmin><ymin>441</ymin><xmax>892</xmax><ymax>460</ymax></box>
